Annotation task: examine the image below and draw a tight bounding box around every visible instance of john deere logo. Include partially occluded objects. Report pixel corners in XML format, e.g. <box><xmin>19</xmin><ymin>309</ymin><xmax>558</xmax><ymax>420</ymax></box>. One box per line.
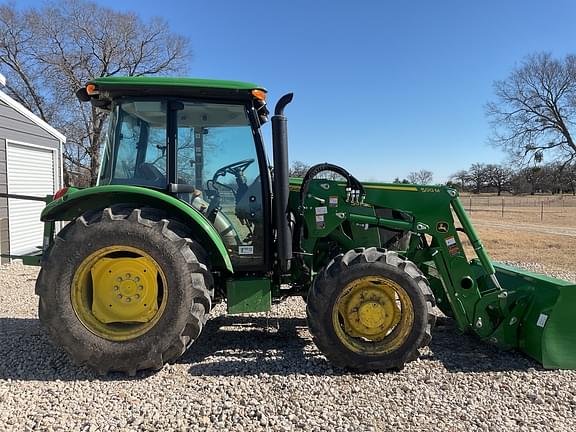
<box><xmin>436</xmin><ymin>222</ymin><xmax>449</xmax><ymax>233</ymax></box>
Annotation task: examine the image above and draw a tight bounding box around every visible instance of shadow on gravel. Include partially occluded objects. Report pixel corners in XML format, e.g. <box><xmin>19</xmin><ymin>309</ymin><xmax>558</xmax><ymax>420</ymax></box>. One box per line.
<box><xmin>0</xmin><ymin>315</ymin><xmax>540</xmax><ymax>381</ymax></box>
<box><xmin>180</xmin><ymin>315</ymin><xmax>333</xmax><ymax>377</ymax></box>
<box><xmin>183</xmin><ymin>315</ymin><xmax>541</xmax><ymax>377</ymax></box>
<box><xmin>426</xmin><ymin>317</ymin><xmax>541</xmax><ymax>373</ymax></box>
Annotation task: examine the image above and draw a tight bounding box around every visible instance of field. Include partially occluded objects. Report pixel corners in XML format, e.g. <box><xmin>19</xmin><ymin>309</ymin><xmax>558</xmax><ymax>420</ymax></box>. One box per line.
<box><xmin>458</xmin><ymin>194</ymin><xmax>576</xmax><ymax>272</ymax></box>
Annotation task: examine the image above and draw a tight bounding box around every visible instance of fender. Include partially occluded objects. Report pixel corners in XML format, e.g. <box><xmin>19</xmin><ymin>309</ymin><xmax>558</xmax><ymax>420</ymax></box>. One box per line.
<box><xmin>42</xmin><ymin>185</ymin><xmax>233</xmax><ymax>272</ymax></box>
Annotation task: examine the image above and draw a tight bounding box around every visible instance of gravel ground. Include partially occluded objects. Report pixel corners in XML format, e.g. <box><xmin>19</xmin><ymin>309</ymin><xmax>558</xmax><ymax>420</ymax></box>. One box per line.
<box><xmin>1</xmin><ymin>262</ymin><xmax>576</xmax><ymax>431</ymax></box>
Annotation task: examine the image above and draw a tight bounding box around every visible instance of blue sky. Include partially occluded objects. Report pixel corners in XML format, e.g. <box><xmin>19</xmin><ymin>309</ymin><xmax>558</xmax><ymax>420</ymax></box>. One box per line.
<box><xmin>15</xmin><ymin>0</ymin><xmax>576</xmax><ymax>182</ymax></box>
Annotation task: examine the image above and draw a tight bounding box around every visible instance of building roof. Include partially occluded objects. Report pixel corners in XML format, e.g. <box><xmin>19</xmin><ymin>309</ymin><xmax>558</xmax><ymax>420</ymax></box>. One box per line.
<box><xmin>0</xmin><ymin>88</ymin><xmax>66</xmax><ymax>143</ymax></box>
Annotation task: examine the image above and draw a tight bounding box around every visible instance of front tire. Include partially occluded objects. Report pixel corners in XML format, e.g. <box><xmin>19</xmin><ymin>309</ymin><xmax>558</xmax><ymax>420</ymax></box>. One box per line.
<box><xmin>35</xmin><ymin>206</ymin><xmax>213</xmax><ymax>375</ymax></box>
<box><xmin>306</xmin><ymin>247</ymin><xmax>435</xmax><ymax>371</ymax></box>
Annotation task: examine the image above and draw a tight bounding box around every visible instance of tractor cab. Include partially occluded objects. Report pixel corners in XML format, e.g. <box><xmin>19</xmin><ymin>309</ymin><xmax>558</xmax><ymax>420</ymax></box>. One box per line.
<box><xmin>79</xmin><ymin>77</ymin><xmax>273</xmax><ymax>270</ymax></box>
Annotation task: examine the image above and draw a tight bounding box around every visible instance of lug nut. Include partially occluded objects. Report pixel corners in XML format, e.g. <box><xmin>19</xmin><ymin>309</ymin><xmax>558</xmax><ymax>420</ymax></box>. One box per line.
<box><xmin>117</xmin><ymin>294</ymin><xmax>122</xmax><ymax>299</ymax></box>
<box><xmin>138</xmin><ymin>285</ymin><xmax>143</xmax><ymax>290</ymax></box>
<box><xmin>126</xmin><ymin>297</ymin><xmax>131</xmax><ymax>303</ymax></box>
<box><xmin>134</xmin><ymin>276</ymin><xmax>140</xmax><ymax>282</ymax></box>
<box><xmin>116</xmin><ymin>277</ymin><xmax>122</xmax><ymax>282</ymax></box>
<box><xmin>113</xmin><ymin>285</ymin><xmax>119</xmax><ymax>291</ymax></box>
<box><xmin>126</xmin><ymin>273</ymin><xmax>131</xmax><ymax>278</ymax></box>
<box><xmin>135</xmin><ymin>294</ymin><xmax>140</xmax><ymax>299</ymax></box>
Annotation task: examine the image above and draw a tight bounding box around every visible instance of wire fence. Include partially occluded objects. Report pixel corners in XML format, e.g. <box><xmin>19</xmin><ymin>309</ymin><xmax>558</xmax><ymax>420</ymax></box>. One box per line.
<box><xmin>460</xmin><ymin>194</ymin><xmax>576</xmax><ymax>222</ymax></box>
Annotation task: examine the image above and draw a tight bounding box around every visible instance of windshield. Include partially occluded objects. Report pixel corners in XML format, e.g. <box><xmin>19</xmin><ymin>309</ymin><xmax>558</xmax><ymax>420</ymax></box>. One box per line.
<box><xmin>98</xmin><ymin>100</ymin><xmax>260</xmax><ymax>188</ymax></box>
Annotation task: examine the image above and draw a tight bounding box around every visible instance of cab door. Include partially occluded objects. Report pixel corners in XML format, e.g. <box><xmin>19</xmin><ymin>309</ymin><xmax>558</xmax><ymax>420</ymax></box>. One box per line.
<box><xmin>174</xmin><ymin>101</ymin><xmax>267</xmax><ymax>270</ymax></box>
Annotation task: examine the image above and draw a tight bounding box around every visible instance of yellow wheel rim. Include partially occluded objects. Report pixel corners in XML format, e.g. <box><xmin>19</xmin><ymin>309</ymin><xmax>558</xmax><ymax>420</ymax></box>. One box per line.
<box><xmin>332</xmin><ymin>276</ymin><xmax>414</xmax><ymax>355</ymax></box>
<box><xmin>71</xmin><ymin>246</ymin><xmax>168</xmax><ymax>341</ymax></box>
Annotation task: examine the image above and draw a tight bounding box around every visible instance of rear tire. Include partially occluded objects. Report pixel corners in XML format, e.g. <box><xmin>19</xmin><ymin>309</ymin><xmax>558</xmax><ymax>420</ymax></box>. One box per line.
<box><xmin>306</xmin><ymin>247</ymin><xmax>435</xmax><ymax>371</ymax></box>
<box><xmin>36</xmin><ymin>206</ymin><xmax>213</xmax><ymax>375</ymax></box>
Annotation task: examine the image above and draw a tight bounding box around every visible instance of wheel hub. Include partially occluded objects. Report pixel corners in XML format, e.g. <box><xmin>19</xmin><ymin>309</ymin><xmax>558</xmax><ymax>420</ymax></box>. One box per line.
<box><xmin>358</xmin><ymin>301</ymin><xmax>388</xmax><ymax>329</ymax></box>
<box><xmin>90</xmin><ymin>257</ymin><xmax>159</xmax><ymax>324</ymax></box>
<box><xmin>337</xmin><ymin>277</ymin><xmax>402</xmax><ymax>342</ymax></box>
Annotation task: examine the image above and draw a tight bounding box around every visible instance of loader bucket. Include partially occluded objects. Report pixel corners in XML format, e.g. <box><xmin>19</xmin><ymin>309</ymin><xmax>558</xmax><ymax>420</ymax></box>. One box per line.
<box><xmin>493</xmin><ymin>263</ymin><xmax>576</xmax><ymax>369</ymax></box>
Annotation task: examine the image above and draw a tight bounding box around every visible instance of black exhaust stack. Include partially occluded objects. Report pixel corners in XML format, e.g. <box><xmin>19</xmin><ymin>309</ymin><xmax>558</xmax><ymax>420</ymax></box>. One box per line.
<box><xmin>272</xmin><ymin>93</ymin><xmax>294</xmax><ymax>273</ymax></box>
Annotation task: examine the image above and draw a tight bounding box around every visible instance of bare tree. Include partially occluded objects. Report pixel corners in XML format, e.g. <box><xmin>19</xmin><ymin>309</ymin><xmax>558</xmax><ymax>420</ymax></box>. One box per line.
<box><xmin>522</xmin><ymin>166</ymin><xmax>546</xmax><ymax>195</ymax></box>
<box><xmin>486</xmin><ymin>52</ymin><xmax>576</xmax><ymax>168</ymax></box>
<box><xmin>0</xmin><ymin>1</ymin><xmax>191</xmax><ymax>185</ymax></box>
<box><xmin>467</xmin><ymin>163</ymin><xmax>489</xmax><ymax>194</ymax></box>
<box><xmin>485</xmin><ymin>164</ymin><xmax>512</xmax><ymax>196</ymax></box>
<box><xmin>407</xmin><ymin>170</ymin><xmax>433</xmax><ymax>185</ymax></box>
<box><xmin>289</xmin><ymin>161</ymin><xmax>310</xmax><ymax>178</ymax></box>
<box><xmin>536</xmin><ymin>162</ymin><xmax>576</xmax><ymax>195</ymax></box>
<box><xmin>564</xmin><ymin>164</ymin><xmax>576</xmax><ymax>195</ymax></box>
<box><xmin>449</xmin><ymin>170</ymin><xmax>469</xmax><ymax>191</ymax></box>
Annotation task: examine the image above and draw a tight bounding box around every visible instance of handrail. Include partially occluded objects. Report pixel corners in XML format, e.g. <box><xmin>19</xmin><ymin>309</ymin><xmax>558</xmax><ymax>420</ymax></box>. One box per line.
<box><xmin>0</xmin><ymin>192</ymin><xmax>48</xmax><ymax>202</ymax></box>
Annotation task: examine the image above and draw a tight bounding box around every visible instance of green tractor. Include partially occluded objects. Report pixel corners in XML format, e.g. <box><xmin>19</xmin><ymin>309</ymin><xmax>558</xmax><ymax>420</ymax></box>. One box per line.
<box><xmin>24</xmin><ymin>77</ymin><xmax>576</xmax><ymax>374</ymax></box>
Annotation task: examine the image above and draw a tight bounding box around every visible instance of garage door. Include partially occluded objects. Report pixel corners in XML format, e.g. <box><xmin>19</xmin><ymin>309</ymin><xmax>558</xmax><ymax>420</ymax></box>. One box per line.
<box><xmin>7</xmin><ymin>142</ymin><xmax>56</xmax><ymax>255</ymax></box>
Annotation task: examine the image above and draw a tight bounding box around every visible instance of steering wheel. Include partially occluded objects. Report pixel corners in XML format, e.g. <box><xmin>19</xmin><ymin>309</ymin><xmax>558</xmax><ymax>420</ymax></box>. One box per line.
<box><xmin>213</xmin><ymin>158</ymin><xmax>255</xmax><ymax>180</ymax></box>
<box><xmin>209</xmin><ymin>158</ymin><xmax>255</xmax><ymax>194</ymax></box>
<box><xmin>205</xmin><ymin>158</ymin><xmax>255</xmax><ymax>220</ymax></box>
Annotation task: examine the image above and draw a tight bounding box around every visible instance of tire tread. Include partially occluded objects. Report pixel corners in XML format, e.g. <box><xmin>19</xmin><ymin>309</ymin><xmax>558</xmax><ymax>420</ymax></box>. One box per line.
<box><xmin>36</xmin><ymin>206</ymin><xmax>213</xmax><ymax>375</ymax></box>
<box><xmin>306</xmin><ymin>247</ymin><xmax>436</xmax><ymax>372</ymax></box>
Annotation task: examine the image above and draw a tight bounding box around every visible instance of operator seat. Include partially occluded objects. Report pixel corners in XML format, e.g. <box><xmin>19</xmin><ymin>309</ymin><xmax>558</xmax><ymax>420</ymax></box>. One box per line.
<box><xmin>135</xmin><ymin>162</ymin><xmax>166</xmax><ymax>187</ymax></box>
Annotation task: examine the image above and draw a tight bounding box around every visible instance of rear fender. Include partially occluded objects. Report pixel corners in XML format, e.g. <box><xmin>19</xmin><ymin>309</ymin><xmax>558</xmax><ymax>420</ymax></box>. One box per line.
<box><xmin>41</xmin><ymin>185</ymin><xmax>233</xmax><ymax>272</ymax></box>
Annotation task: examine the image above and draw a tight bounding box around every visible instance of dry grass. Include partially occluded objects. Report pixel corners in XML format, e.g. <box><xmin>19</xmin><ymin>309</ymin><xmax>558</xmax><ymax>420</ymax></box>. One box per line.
<box><xmin>457</xmin><ymin>194</ymin><xmax>576</xmax><ymax>272</ymax></box>
<box><xmin>469</xmin><ymin>226</ymin><xmax>576</xmax><ymax>271</ymax></box>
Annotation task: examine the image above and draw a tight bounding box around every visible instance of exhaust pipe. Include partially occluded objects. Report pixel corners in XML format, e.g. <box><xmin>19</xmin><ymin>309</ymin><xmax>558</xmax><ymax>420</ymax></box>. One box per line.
<box><xmin>272</xmin><ymin>93</ymin><xmax>294</xmax><ymax>273</ymax></box>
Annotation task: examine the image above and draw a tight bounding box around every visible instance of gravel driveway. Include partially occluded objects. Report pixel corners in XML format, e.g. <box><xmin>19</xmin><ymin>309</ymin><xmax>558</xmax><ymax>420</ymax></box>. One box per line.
<box><xmin>1</xmin><ymin>262</ymin><xmax>576</xmax><ymax>431</ymax></box>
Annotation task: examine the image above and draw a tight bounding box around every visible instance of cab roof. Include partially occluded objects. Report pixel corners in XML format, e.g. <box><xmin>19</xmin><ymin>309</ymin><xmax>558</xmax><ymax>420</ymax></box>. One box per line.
<box><xmin>78</xmin><ymin>76</ymin><xmax>267</xmax><ymax>109</ymax></box>
<box><xmin>88</xmin><ymin>76</ymin><xmax>265</xmax><ymax>92</ymax></box>
<box><xmin>88</xmin><ymin>76</ymin><xmax>265</xmax><ymax>90</ymax></box>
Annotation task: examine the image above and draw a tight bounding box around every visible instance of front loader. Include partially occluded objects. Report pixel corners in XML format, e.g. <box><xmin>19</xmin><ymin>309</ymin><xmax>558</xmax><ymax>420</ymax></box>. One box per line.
<box><xmin>10</xmin><ymin>76</ymin><xmax>575</xmax><ymax>374</ymax></box>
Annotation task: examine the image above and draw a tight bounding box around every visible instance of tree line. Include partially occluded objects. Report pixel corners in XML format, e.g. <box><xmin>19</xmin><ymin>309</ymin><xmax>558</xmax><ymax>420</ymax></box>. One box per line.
<box><xmin>290</xmin><ymin>160</ymin><xmax>576</xmax><ymax>195</ymax></box>
<box><xmin>449</xmin><ymin>162</ymin><xmax>576</xmax><ymax>195</ymax></box>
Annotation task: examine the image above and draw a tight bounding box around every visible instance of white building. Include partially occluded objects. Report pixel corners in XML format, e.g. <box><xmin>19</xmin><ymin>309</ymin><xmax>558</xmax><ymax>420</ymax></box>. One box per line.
<box><xmin>0</xmin><ymin>73</ymin><xmax>65</xmax><ymax>263</ymax></box>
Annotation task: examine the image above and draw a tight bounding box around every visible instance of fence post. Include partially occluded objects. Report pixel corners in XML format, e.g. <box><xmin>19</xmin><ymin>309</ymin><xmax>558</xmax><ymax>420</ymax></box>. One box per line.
<box><xmin>469</xmin><ymin>196</ymin><xmax>472</xmax><ymax>213</ymax></box>
<box><xmin>541</xmin><ymin>201</ymin><xmax>544</xmax><ymax>221</ymax></box>
<box><xmin>501</xmin><ymin>198</ymin><xmax>504</xmax><ymax>218</ymax></box>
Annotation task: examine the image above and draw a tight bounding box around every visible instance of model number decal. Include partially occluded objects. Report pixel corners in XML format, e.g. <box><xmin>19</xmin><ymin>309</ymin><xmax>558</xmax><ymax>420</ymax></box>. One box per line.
<box><xmin>420</xmin><ymin>187</ymin><xmax>441</xmax><ymax>193</ymax></box>
<box><xmin>238</xmin><ymin>246</ymin><xmax>254</xmax><ymax>255</ymax></box>
<box><xmin>536</xmin><ymin>314</ymin><xmax>548</xmax><ymax>328</ymax></box>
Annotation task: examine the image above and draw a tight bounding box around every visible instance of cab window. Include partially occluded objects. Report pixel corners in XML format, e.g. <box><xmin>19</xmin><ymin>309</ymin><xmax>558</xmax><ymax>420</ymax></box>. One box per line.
<box><xmin>175</xmin><ymin>102</ymin><xmax>264</xmax><ymax>268</ymax></box>
<box><xmin>100</xmin><ymin>101</ymin><xmax>167</xmax><ymax>187</ymax></box>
